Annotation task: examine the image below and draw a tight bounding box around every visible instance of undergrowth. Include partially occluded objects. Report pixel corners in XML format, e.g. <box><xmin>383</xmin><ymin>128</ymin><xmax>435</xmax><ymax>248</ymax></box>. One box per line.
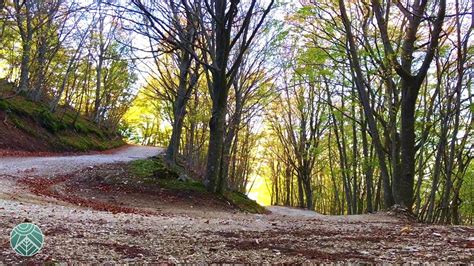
<box><xmin>223</xmin><ymin>191</ymin><xmax>267</xmax><ymax>214</ymax></box>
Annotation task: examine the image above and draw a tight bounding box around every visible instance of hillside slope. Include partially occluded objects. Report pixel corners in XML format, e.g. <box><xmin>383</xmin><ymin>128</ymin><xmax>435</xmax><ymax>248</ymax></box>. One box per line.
<box><xmin>0</xmin><ymin>87</ymin><xmax>124</xmax><ymax>154</ymax></box>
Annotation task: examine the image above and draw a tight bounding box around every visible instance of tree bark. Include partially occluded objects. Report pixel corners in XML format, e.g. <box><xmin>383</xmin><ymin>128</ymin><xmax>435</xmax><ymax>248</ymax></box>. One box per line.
<box><xmin>205</xmin><ymin>69</ymin><xmax>229</xmax><ymax>192</ymax></box>
<box><xmin>361</xmin><ymin>118</ymin><xmax>373</xmax><ymax>213</ymax></box>
<box><xmin>15</xmin><ymin>0</ymin><xmax>33</xmax><ymax>93</ymax></box>
<box><xmin>165</xmin><ymin>51</ymin><xmax>196</xmax><ymax>164</ymax></box>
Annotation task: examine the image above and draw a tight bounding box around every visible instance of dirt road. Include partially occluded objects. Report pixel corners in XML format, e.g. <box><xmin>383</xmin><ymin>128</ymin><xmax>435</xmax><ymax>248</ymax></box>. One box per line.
<box><xmin>0</xmin><ymin>146</ymin><xmax>472</xmax><ymax>263</ymax></box>
<box><xmin>0</xmin><ymin>145</ymin><xmax>161</xmax><ymax>176</ymax></box>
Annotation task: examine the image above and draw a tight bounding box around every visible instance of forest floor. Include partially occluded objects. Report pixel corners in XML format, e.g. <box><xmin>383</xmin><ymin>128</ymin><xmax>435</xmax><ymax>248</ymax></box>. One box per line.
<box><xmin>0</xmin><ymin>145</ymin><xmax>472</xmax><ymax>264</ymax></box>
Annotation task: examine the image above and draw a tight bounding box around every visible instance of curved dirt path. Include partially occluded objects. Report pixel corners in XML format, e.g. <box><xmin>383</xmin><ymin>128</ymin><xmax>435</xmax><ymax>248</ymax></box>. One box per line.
<box><xmin>267</xmin><ymin>206</ymin><xmax>322</xmax><ymax>217</ymax></box>
<box><xmin>0</xmin><ymin>145</ymin><xmax>161</xmax><ymax>177</ymax></box>
<box><xmin>0</xmin><ymin>146</ymin><xmax>472</xmax><ymax>264</ymax></box>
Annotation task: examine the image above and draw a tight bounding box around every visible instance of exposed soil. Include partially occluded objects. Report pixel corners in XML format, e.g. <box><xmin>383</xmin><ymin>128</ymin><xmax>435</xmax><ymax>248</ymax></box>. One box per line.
<box><xmin>17</xmin><ymin>163</ymin><xmax>240</xmax><ymax>216</ymax></box>
<box><xmin>0</xmin><ymin>111</ymin><xmax>53</xmax><ymax>152</ymax></box>
<box><xmin>0</xmin><ymin>146</ymin><xmax>473</xmax><ymax>263</ymax></box>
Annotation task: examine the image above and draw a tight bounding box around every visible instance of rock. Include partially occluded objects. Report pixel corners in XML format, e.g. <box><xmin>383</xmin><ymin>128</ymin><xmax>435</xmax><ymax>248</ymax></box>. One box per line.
<box><xmin>177</xmin><ymin>174</ymin><xmax>190</xmax><ymax>182</ymax></box>
<box><xmin>387</xmin><ymin>204</ymin><xmax>418</xmax><ymax>221</ymax></box>
<box><xmin>400</xmin><ymin>226</ymin><xmax>412</xmax><ymax>234</ymax></box>
<box><xmin>209</xmin><ymin>246</ymin><xmax>220</xmax><ymax>252</ymax></box>
<box><xmin>169</xmin><ymin>255</ymin><xmax>179</xmax><ymax>264</ymax></box>
<box><xmin>403</xmin><ymin>246</ymin><xmax>419</xmax><ymax>252</ymax></box>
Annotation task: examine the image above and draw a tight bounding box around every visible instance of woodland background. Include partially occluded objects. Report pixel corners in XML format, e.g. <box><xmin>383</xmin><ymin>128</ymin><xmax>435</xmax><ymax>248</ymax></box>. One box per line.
<box><xmin>0</xmin><ymin>0</ymin><xmax>472</xmax><ymax>224</ymax></box>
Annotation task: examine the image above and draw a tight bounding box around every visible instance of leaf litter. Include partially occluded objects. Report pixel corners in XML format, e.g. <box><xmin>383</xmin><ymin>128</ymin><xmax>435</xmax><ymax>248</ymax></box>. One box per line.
<box><xmin>0</xmin><ymin>152</ymin><xmax>472</xmax><ymax>263</ymax></box>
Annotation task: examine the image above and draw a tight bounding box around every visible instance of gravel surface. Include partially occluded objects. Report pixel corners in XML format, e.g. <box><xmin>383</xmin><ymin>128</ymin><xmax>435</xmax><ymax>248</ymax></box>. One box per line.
<box><xmin>0</xmin><ymin>145</ymin><xmax>161</xmax><ymax>176</ymax></box>
<box><xmin>0</xmin><ymin>145</ymin><xmax>472</xmax><ymax>263</ymax></box>
<box><xmin>267</xmin><ymin>206</ymin><xmax>322</xmax><ymax>217</ymax></box>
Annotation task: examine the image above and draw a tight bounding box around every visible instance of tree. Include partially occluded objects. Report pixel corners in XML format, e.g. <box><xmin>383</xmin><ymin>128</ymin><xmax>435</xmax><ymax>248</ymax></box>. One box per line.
<box><xmin>12</xmin><ymin>0</ymin><xmax>34</xmax><ymax>93</ymax></box>
<box><xmin>131</xmin><ymin>0</ymin><xmax>201</xmax><ymax>164</ymax></box>
<box><xmin>193</xmin><ymin>0</ymin><xmax>274</xmax><ymax>193</ymax></box>
<box><xmin>370</xmin><ymin>0</ymin><xmax>447</xmax><ymax>210</ymax></box>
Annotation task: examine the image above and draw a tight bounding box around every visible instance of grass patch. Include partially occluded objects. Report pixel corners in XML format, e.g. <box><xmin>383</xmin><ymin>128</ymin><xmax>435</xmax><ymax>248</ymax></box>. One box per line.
<box><xmin>130</xmin><ymin>158</ymin><xmax>204</xmax><ymax>191</ymax></box>
<box><xmin>0</xmin><ymin>100</ymin><xmax>9</xmax><ymax>111</ymax></box>
<box><xmin>129</xmin><ymin>157</ymin><xmax>178</xmax><ymax>179</ymax></box>
<box><xmin>150</xmin><ymin>178</ymin><xmax>206</xmax><ymax>192</ymax></box>
<box><xmin>38</xmin><ymin>110</ymin><xmax>65</xmax><ymax>133</ymax></box>
<box><xmin>128</xmin><ymin>158</ymin><xmax>266</xmax><ymax>213</ymax></box>
<box><xmin>6</xmin><ymin>96</ymin><xmax>42</xmax><ymax>116</ymax></box>
<box><xmin>10</xmin><ymin>115</ymin><xmax>40</xmax><ymax>137</ymax></box>
<box><xmin>223</xmin><ymin>191</ymin><xmax>267</xmax><ymax>214</ymax></box>
<box><xmin>130</xmin><ymin>158</ymin><xmax>166</xmax><ymax>178</ymax></box>
<box><xmin>57</xmin><ymin>134</ymin><xmax>123</xmax><ymax>152</ymax></box>
<box><xmin>58</xmin><ymin>135</ymin><xmax>94</xmax><ymax>151</ymax></box>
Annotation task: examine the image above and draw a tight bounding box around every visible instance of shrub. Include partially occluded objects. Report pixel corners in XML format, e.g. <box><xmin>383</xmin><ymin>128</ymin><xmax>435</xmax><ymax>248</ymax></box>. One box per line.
<box><xmin>0</xmin><ymin>100</ymin><xmax>9</xmax><ymax>111</ymax></box>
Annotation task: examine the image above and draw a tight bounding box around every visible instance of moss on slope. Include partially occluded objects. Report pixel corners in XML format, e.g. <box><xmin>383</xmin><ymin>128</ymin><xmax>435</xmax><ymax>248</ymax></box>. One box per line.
<box><xmin>0</xmin><ymin>92</ymin><xmax>124</xmax><ymax>152</ymax></box>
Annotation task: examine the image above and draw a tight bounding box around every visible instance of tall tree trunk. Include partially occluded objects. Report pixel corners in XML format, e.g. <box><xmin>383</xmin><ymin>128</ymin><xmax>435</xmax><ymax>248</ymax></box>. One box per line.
<box><xmin>166</xmin><ymin>52</ymin><xmax>194</xmax><ymax>164</ymax></box>
<box><xmin>371</xmin><ymin>0</ymin><xmax>446</xmax><ymax>211</ymax></box>
<box><xmin>204</xmin><ymin>0</ymin><xmax>232</xmax><ymax>193</ymax></box>
<box><xmin>427</xmin><ymin>106</ymin><xmax>448</xmax><ymax>222</ymax></box>
<box><xmin>339</xmin><ymin>0</ymin><xmax>394</xmax><ymax>208</ymax></box>
<box><xmin>396</xmin><ymin>80</ymin><xmax>419</xmax><ymax>208</ymax></box>
<box><xmin>205</xmin><ymin>71</ymin><xmax>229</xmax><ymax>192</ymax></box>
<box><xmin>15</xmin><ymin>0</ymin><xmax>33</xmax><ymax>93</ymax></box>
<box><xmin>351</xmin><ymin>93</ymin><xmax>358</xmax><ymax>214</ymax></box>
<box><xmin>18</xmin><ymin>34</ymin><xmax>32</xmax><ymax>93</ymax></box>
<box><xmin>217</xmin><ymin>88</ymin><xmax>242</xmax><ymax>193</ymax></box>
<box><xmin>50</xmin><ymin>49</ymin><xmax>83</xmax><ymax>112</ymax></box>
<box><xmin>166</xmin><ymin>102</ymin><xmax>186</xmax><ymax>162</ymax></box>
<box><xmin>361</xmin><ymin>118</ymin><xmax>373</xmax><ymax>213</ymax></box>
<box><xmin>285</xmin><ymin>163</ymin><xmax>291</xmax><ymax>206</ymax></box>
<box><xmin>94</xmin><ymin>9</ymin><xmax>106</xmax><ymax>123</ymax></box>
<box><xmin>333</xmin><ymin>114</ymin><xmax>352</xmax><ymax>214</ymax></box>
<box><xmin>32</xmin><ymin>34</ymin><xmax>47</xmax><ymax>101</ymax></box>
<box><xmin>440</xmin><ymin>0</ymin><xmax>467</xmax><ymax>224</ymax></box>
<box><xmin>303</xmin><ymin>168</ymin><xmax>313</xmax><ymax>210</ymax></box>
<box><xmin>297</xmin><ymin>171</ymin><xmax>305</xmax><ymax>208</ymax></box>
<box><xmin>94</xmin><ymin>53</ymin><xmax>103</xmax><ymax>122</ymax></box>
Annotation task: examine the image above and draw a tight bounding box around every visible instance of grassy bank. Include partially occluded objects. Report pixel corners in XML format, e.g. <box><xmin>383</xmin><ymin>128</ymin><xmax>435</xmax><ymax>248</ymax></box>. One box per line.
<box><xmin>0</xmin><ymin>91</ymin><xmax>124</xmax><ymax>152</ymax></box>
